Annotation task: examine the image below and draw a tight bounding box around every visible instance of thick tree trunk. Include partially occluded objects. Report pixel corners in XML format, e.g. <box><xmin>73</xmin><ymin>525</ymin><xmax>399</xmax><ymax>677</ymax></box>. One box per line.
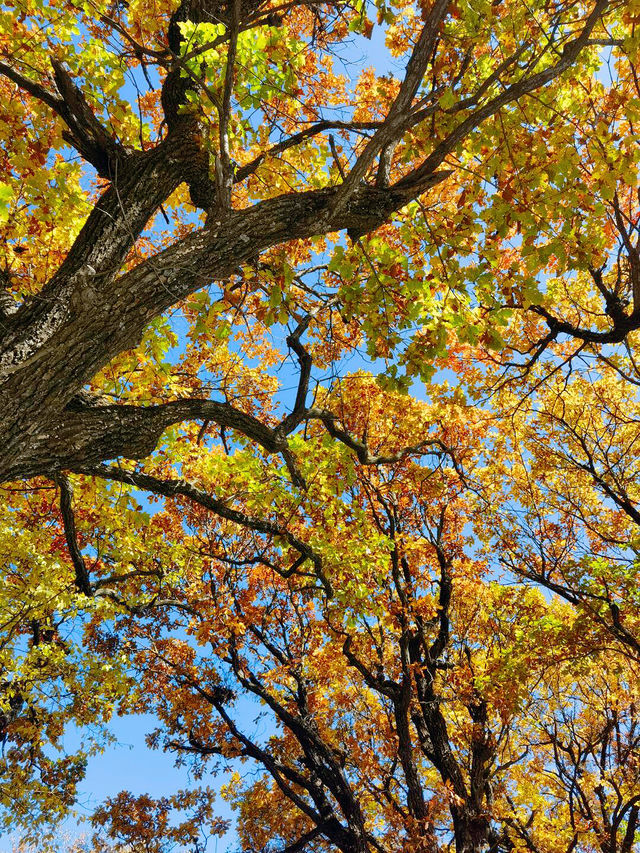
<box><xmin>452</xmin><ymin>806</ymin><xmax>491</xmax><ymax>853</ymax></box>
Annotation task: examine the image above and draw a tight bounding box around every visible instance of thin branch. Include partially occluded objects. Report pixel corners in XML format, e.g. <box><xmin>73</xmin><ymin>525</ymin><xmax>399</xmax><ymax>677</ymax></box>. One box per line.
<box><xmin>216</xmin><ymin>0</ymin><xmax>241</xmax><ymax>208</ymax></box>
<box><xmin>396</xmin><ymin>0</ymin><xmax>610</xmax><ymax>190</ymax></box>
<box><xmin>76</xmin><ymin>463</ymin><xmax>333</xmax><ymax>595</ymax></box>
<box><xmin>234</xmin><ymin>120</ymin><xmax>380</xmax><ymax>183</ymax></box>
<box><xmin>330</xmin><ymin>0</ymin><xmax>451</xmax><ymax>214</ymax></box>
<box><xmin>306</xmin><ymin>407</ymin><xmax>453</xmax><ymax>466</ymax></box>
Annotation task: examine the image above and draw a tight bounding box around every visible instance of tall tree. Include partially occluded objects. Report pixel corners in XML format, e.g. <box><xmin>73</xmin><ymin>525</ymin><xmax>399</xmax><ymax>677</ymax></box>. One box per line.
<box><xmin>1</xmin><ymin>0</ymin><xmax>639</xmax><ymax>850</ymax></box>
<box><xmin>0</xmin><ymin>0</ymin><xmax>615</xmax><ymax>480</ymax></box>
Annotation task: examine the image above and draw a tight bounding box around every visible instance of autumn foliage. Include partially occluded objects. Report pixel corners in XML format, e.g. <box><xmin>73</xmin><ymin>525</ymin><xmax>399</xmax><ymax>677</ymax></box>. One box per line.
<box><xmin>1</xmin><ymin>0</ymin><xmax>640</xmax><ymax>850</ymax></box>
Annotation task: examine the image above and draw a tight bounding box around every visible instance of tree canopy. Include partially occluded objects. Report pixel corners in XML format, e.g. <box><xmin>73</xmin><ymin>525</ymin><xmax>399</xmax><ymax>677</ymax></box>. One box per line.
<box><xmin>1</xmin><ymin>0</ymin><xmax>640</xmax><ymax>850</ymax></box>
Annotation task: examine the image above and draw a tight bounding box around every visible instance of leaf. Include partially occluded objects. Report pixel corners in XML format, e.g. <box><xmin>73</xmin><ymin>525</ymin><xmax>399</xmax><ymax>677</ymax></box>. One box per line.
<box><xmin>0</xmin><ymin>183</ymin><xmax>13</xmax><ymax>223</ymax></box>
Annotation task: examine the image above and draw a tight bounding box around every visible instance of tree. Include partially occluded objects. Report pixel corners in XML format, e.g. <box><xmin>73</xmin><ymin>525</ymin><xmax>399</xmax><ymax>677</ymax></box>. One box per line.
<box><xmin>1</xmin><ymin>0</ymin><xmax>639</xmax><ymax>850</ymax></box>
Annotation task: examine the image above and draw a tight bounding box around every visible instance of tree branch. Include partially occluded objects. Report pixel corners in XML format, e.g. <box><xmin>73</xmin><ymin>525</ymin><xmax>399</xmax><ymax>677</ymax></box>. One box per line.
<box><xmin>0</xmin><ymin>59</ymin><xmax>128</xmax><ymax>178</ymax></box>
<box><xmin>216</xmin><ymin>0</ymin><xmax>241</xmax><ymax>209</ymax></box>
<box><xmin>0</xmin><ymin>60</ymin><xmax>63</xmax><ymax>112</ymax></box>
<box><xmin>53</xmin><ymin>474</ymin><xmax>92</xmax><ymax>596</ymax></box>
<box><xmin>74</xmin><ymin>463</ymin><xmax>333</xmax><ymax>595</ymax></box>
<box><xmin>395</xmin><ymin>0</ymin><xmax>609</xmax><ymax>190</ymax></box>
<box><xmin>234</xmin><ymin>120</ymin><xmax>381</xmax><ymax>183</ymax></box>
<box><xmin>330</xmin><ymin>0</ymin><xmax>451</xmax><ymax>215</ymax></box>
<box><xmin>306</xmin><ymin>408</ymin><xmax>452</xmax><ymax>466</ymax></box>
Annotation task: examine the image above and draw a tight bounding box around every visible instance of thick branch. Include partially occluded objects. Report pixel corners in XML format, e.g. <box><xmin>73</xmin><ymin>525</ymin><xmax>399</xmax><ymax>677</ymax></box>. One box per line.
<box><xmin>50</xmin><ymin>60</ymin><xmax>128</xmax><ymax>178</ymax></box>
<box><xmin>0</xmin><ymin>176</ymin><xmax>452</xmax><ymax>483</ymax></box>
<box><xmin>0</xmin><ymin>59</ymin><xmax>128</xmax><ymax>178</ymax></box>
<box><xmin>58</xmin><ymin>397</ymin><xmax>287</xmax><ymax>469</ymax></box>
<box><xmin>0</xmin><ymin>60</ymin><xmax>63</xmax><ymax>112</ymax></box>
